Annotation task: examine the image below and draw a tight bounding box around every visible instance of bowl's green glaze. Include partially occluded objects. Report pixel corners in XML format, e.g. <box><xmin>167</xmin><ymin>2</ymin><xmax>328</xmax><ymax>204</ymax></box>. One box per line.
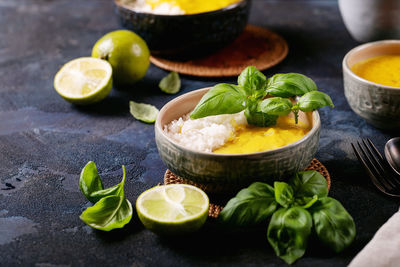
<box><xmin>155</xmin><ymin>88</ymin><xmax>321</xmax><ymax>191</ymax></box>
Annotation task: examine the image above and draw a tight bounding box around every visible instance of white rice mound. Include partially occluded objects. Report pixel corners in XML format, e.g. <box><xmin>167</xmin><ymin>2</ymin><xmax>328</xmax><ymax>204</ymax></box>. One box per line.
<box><xmin>164</xmin><ymin>112</ymin><xmax>247</xmax><ymax>152</ymax></box>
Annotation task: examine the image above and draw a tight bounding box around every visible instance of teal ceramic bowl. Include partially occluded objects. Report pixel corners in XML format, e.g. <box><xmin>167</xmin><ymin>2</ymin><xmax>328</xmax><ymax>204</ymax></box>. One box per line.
<box><xmin>155</xmin><ymin>88</ymin><xmax>321</xmax><ymax>191</ymax></box>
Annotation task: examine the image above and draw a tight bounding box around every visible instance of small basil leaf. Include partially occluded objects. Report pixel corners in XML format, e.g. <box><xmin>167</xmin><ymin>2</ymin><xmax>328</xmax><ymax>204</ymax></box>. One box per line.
<box><xmin>80</xmin><ymin>161</ymin><xmax>104</xmax><ymax>203</ymax></box>
<box><xmin>297</xmin><ymin>91</ymin><xmax>334</xmax><ymax>112</ymax></box>
<box><xmin>244</xmin><ymin>101</ymin><xmax>278</xmax><ymax>127</ymax></box>
<box><xmin>310</xmin><ymin>197</ymin><xmax>356</xmax><ymax>253</ymax></box>
<box><xmin>190</xmin><ymin>84</ymin><xmax>246</xmax><ymax>119</ymax></box>
<box><xmin>266</xmin><ymin>73</ymin><xmax>317</xmax><ymax>97</ymax></box>
<box><xmin>88</xmin><ymin>165</ymin><xmax>126</xmax><ymax>203</ymax></box>
<box><xmin>219</xmin><ymin>182</ymin><xmax>277</xmax><ymax>226</ymax></box>
<box><xmin>259</xmin><ymin>97</ymin><xmax>293</xmax><ymax>116</ymax></box>
<box><xmin>274</xmin><ymin>182</ymin><xmax>294</xmax><ymax>208</ymax></box>
<box><xmin>237</xmin><ymin>66</ymin><xmax>267</xmax><ymax>98</ymax></box>
<box><xmin>289</xmin><ymin>170</ymin><xmax>328</xmax><ymax>200</ymax></box>
<box><xmin>267</xmin><ymin>207</ymin><xmax>313</xmax><ymax>264</ymax></box>
<box><xmin>159</xmin><ymin>71</ymin><xmax>181</xmax><ymax>94</ymax></box>
<box><xmin>80</xmin><ymin>195</ymin><xmax>133</xmax><ymax>231</ymax></box>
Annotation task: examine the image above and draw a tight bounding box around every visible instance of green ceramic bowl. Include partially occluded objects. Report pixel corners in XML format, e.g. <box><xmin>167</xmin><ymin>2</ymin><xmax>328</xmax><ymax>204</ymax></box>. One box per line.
<box><xmin>343</xmin><ymin>40</ymin><xmax>400</xmax><ymax>130</ymax></box>
<box><xmin>155</xmin><ymin>88</ymin><xmax>321</xmax><ymax>190</ymax></box>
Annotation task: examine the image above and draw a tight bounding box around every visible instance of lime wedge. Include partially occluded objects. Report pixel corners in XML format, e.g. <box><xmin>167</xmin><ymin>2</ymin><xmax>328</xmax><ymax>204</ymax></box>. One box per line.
<box><xmin>53</xmin><ymin>57</ymin><xmax>112</xmax><ymax>105</ymax></box>
<box><xmin>129</xmin><ymin>101</ymin><xmax>159</xmax><ymax>123</ymax></box>
<box><xmin>159</xmin><ymin>72</ymin><xmax>181</xmax><ymax>94</ymax></box>
<box><xmin>136</xmin><ymin>184</ymin><xmax>209</xmax><ymax>235</ymax></box>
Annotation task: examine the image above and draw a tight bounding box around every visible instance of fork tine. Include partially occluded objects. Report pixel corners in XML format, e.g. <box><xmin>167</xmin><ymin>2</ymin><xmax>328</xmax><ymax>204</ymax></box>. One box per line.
<box><xmin>351</xmin><ymin>142</ymin><xmax>389</xmax><ymax>193</ymax></box>
<box><xmin>363</xmin><ymin>139</ymin><xmax>400</xmax><ymax>188</ymax></box>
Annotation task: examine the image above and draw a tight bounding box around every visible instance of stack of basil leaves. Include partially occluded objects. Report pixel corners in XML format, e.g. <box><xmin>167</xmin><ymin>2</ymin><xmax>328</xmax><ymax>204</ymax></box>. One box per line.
<box><xmin>79</xmin><ymin>161</ymin><xmax>133</xmax><ymax>231</ymax></box>
<box><xmin>190</xmin><ymin>66</ymin><xmax>334</xmax><ymax>126</ymax></box>
<box><xmin>219</xmin><ymin>170</ymin><xmax>356</xmax><ymax>264</ymax></box>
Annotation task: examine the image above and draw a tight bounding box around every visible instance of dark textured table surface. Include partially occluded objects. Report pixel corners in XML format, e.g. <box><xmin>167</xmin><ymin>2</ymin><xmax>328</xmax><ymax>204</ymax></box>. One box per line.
<box><xmin>1</xmin><ymin>0</ymin><xmax>399</xmax><ymax>266</ymax></box>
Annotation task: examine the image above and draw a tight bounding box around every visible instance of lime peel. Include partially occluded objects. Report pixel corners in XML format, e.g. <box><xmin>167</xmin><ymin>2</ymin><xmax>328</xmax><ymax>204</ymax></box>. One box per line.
<box><xmin>129</xmin><ymin>101</ymin><xmax>159</xmax><ymax>123</ymax></box>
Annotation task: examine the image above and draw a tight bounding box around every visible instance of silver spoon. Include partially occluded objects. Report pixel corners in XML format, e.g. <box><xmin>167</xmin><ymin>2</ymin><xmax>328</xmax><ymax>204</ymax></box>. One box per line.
<box><xmin>385</xmin><ymin>137</ymin><xmax>400</xmax><ymax>175</ymax></box>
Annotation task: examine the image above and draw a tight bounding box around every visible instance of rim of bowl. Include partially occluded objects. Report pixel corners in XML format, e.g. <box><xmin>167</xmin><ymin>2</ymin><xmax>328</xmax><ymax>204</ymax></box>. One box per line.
<box><xmin>343</xmin><ymin>39</ymin><xmax>400</xmax><ymax>90</ymax></box>
<box><xmin>155</xmin><ymin>88</ymin><xmax>321</xmax><ymax>157</ymax></box>
<box><xmin>114</xmin><ymin>0</ymin><xmax>247</xmax><ymax>17</ymax></box>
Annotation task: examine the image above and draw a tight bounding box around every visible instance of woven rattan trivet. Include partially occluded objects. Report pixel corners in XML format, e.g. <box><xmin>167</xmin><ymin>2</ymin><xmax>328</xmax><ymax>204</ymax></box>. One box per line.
<box><xmin>150</xmin><ymin>25</ymin><xmax>288</xmax><ymax>77</ymax></box>
<box><xmin>164</xmin><ymin>158</ymin><xmax>331</xmax><ymax>219</ymax></box>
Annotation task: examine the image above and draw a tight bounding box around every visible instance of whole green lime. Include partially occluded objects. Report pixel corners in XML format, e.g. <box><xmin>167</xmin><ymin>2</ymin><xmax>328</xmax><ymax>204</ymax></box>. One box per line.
<box><xmin>92</xmin><ymin>30</ymin><xmax>150</xmax><ymax>85</ymax></box>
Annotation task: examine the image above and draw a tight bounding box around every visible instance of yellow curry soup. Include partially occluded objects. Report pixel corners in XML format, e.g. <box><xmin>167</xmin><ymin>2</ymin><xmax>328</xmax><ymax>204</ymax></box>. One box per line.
<box><xmin>146</xmin><ymin>0</ymin><xmax>241</xmax><ymax>14</ymax></box>
<box><xmin>213</xmin><ymin>115</ymin><xmax>312</xmax><ymax>154</ymax></box>
<box><xmin>351</xmin><ymin>55</ymin><xmax>400</xmax><ymax>87</ymax></box>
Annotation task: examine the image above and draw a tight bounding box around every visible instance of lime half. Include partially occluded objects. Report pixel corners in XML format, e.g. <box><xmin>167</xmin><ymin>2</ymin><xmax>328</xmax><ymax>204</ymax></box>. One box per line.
<box><xmin>53</xmin><ymin>57</ymin><xmax>112</xmax><ymax>105</ymax></box>
<box><xmin>136</xmin><ymin>184</ymin><xmax>209</xmax><ymax>235</ymax></box>
<box><xmin>129</xmin><ymin>101</ymin><xmax>159</xmax><ymax>123</ymax></box>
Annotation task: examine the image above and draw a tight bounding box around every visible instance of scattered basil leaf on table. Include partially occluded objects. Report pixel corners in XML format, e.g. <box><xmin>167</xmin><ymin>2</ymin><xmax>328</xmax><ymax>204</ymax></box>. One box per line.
<box><xmin>274</xmin><ymin>182</ymin><xmax>294</xmax><ymax>208</ymax></box>
<box><xmin>159</xmin><ymin>71</ymin><xmax>181</xmax><ymax>94</ymax></box>
<box><xmin>80</xmin><ymin>161</ymin><xmax>104</xmax><ymax>203</ymax></box>
<box><xmin>129</xmin><ymin>101</ymin><xmax>159</xmax><ymax>124</ymax></box>
<box><xmin>218</xmin><ymin>182</ymin><xmax>277</xmax><ymax>226</ymax></box>
<box><xmin>259</xmin><ymin>97</ymin><xmax>293</xmax><ymax>116</ymax></box>
<box><xmin>79</xmin><ymin>163</ymin><xmax>133</xmax><ymax>231</ymax></box>
<box><xmin>310</xmin><ymin>197</ymin><xmax>356</xmax><ymax>253</ymax></box>
<box><xmin>80</xmin><ymin>195</ymin><xmax>133</xmax><ymax>231</ymax></box>
<box><xmin>190</xmin><ymin>83</ymin><xmax>246</xmax><ymax>119</ymax></box>
<box><xmin>267</xmin><ymin>207</ymin><xmax>313</xmax><ymax>264</ymax></box>
<box><xmin>237</xmin><ymin>66</ymin><xmax>267</xmax><ymax>99</ymax></box>
<box><xmin>218</xmin><ymin>170</ymin><xmax>355</xmax><ymax>264</ymax></box>
<box><xmin>266</xmin><ymin>73</ymin><xmax>317</xmax><ymax>97</ymax></box>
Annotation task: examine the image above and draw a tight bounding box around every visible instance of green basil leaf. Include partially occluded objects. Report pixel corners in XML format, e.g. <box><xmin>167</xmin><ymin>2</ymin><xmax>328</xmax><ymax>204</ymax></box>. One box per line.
<box><xmin>259</xmin><ymin>97</ymin><xmax>293</xmax><ymax>116</ymax></box>
<box><xmin>297</xmin><ymin>91</ymin><xmax>334</xmax><ymax>112</ymax></box>
<box><xmin>237</xmin><ymin>66</ymin><xmax>267</xmax><ymax>98</ymax></box>
<box><xmin>80</xmin><ymin>195</ymin><xmax>133</xmax><ymax>231</ymax></box>
<box><xmin>266</xmin><ymin>73</ymin><xmax>317</xmax><ymax>97</ymax></box>
<box><xmin>190</xmin><ymin>84</ymin><xmax>247</xmax><ymax>119</ymax></box>
<box><xmin>244</xmin><ymin>101</ymin><xmax>278</xmax><ymax>127</ymax></box>
<box><xmin>299</xmin><ymin>195</ymin><xmax>318</xmax><ymax>209</ymax></box>
<box><xmin>267</xmin><ymin>207</ymin><xmax>313</xmax><ymax>264</ymax></box>
<box><xmin>159</xmin><ymin>71</ymin><xmax>181</xmax><ymax>94</ymax></box>
<box><xmin>80</xmin><ymin>161</ymin><xmax>104</xmax><ymax>203</ymax></box>
<box><xmin>219</xmin><ymin>182</ymin><xmax>277</xmax><ymax>226</ymax></box>
<box><xmin>274</xmin><ymin>182</ymin><xmax>294</xmax><ymax>208</ymax></box>
<box><xmin>289</xmin><ymin>170</ymin><xmax>328</xmax><ymax>201</ymax></box>
<box><xmin>310</xmin><ymin>197</ymin><xmax>356</xmax><ymax>253</ymax></box>
<box><xmin>88</xmin><ymin>165</ymin><xmax>126</xmax><ymax>203</ymax></box>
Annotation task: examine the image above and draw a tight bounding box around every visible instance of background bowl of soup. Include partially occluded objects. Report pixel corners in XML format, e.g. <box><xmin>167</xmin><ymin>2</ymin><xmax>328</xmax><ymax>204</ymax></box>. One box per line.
<box><xmin>343</xmin><ymin>40</ymin><xmax>400</xmax><ymax>130</ymax></box>
<box><xmin>114</xmin><ymin>0</ymin><xmax>251</xmax><ymax>59</ymax></box>
<box><xmin>155</xmin><ymin>88</ymin><xmax>321</xmax><ymax>191</ymax></box>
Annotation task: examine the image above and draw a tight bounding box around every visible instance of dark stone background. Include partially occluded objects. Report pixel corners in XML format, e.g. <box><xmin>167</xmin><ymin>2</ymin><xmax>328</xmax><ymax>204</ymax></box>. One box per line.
<box><xmin>0</xmin><ymin>0</ymin><xmax>399</xmax><ymax>266</ymax></box>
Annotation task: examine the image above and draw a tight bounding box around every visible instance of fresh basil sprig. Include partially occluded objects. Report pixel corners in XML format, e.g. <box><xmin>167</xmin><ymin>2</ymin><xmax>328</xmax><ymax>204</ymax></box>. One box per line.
<box><xmin>190</xmin><ymin>66</ymin><xmax>334</xmax><ymax>127</ymax></box>
<box><xmin>79</xmin><ymin>161</ymin><xmax>133</xmax><ymax>231</ymax></box>
<box><xmin>218</xmin><ymin>170</ymin><xmax>356</xmax><ymax>264</ymax></box>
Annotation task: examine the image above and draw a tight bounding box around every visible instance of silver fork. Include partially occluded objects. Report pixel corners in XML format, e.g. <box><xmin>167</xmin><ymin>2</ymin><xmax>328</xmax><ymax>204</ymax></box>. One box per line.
<box><xmin>351</xmin><ymin>138</ymin><xmax>400</xmax><ymax>197</ymax></box>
